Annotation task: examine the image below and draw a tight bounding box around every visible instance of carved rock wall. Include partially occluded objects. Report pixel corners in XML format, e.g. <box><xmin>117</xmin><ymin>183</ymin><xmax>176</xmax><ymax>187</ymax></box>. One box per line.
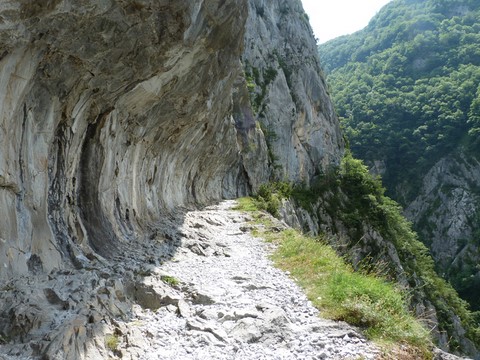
<box><xmin>0</xmin><ymin>0</ymin><xmax>248</xmax><ymax>278</ymax></box>
<box><xmin>0</xmin><ymin>0</ymin><xmax>342</xmax><ymax>281</ymax></box>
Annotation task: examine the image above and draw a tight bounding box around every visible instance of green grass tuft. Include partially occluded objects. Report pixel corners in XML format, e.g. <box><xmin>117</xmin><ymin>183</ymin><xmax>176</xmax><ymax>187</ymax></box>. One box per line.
<box><xmin>105</xmin><ymin>334</ymin><xmax>119</xmax><ymax>352</ymax></box>
<box><xmin>160</xmin><ymin>275</ymin><xmax>180</xmax><ymax>286</ymax></box>
<box><xmin>232</xmin><ymin>197</ymin><xmax>259</xmax><ymax>212</ymax></box>
<box><xmin>235</xmin><ymin>198</ymin><xmax>433</xmax><ymax>358</ymax></box>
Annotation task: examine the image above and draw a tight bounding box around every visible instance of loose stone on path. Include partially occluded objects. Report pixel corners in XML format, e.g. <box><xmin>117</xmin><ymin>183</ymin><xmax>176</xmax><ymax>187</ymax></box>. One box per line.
<box><xmin>122</xmin><ymin>200</ymin><xmax>380</xmax><ymax>360</ymax></box>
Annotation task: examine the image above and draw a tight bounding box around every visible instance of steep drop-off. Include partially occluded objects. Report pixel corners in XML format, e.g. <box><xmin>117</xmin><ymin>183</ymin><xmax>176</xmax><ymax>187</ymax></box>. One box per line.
<box><xmin>276</xmin><ymin>152</ymin><xmax>479</xmax><ymax>357</ymax></box>
<box><xmin>319</xmin><ymin>0</ymin><xmax>480</xmax><ymax>320</ymax></box>
<box><xmin>405</xmin><ymin>152</ymin><xmax>480</xmax><ymax>310</ymax></box>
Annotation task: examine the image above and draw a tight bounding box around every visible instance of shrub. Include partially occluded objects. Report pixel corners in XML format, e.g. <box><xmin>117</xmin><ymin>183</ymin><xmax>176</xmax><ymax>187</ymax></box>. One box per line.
<box><xmin>160</xmin><ymin>275</ymin><xmax>179</xmax><ymax>286</ymax></box>
<box><xmin>254</xmin><ymin>182</ymin><xmax>293</xmax><ymax>217</ymax></box>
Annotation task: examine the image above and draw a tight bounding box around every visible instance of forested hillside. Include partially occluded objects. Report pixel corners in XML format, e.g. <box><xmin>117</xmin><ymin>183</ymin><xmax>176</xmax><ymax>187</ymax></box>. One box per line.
<box><xmin>320</xmin><ymin>0</ymin><xmax>480</xmax><ymax>198</ymax></box>
<box><xmin>319</xmin><ymin>0</ymin><xmax>480</xmax><ymax>311</ymax></box>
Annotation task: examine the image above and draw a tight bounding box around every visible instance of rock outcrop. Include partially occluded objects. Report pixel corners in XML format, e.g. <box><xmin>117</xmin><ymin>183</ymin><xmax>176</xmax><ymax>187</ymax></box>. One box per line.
<box><xmin>405</xmin><ymin>152</ymin><xmax>480</xmax><ymax>310</ymax></box>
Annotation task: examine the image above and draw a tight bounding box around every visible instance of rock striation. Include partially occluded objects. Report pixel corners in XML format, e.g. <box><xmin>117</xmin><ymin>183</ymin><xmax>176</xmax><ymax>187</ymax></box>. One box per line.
<box><xmin>0</xmin><ymin>0</ymin><xmax>341</xmax><ymax>283</ymax></box>
<box><xmin>0</xmin><ymin>0</ymin><xmax>250</xmax><ymax>279</ymax></box>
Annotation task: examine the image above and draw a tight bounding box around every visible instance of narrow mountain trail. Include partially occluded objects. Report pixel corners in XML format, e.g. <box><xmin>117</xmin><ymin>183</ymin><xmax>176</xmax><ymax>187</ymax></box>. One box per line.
<box><xmin>0</xmin><ymin>200</ymin><xmax>465</xmax><ymax>359</ymax></box>
<box><xmin>119</xmin><ymin>200</ymin><xmax>380</xmax><ymax>360</ymax></box>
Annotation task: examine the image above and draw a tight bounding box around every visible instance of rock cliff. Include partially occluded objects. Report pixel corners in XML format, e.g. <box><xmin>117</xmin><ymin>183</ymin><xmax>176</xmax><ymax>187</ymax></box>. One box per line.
<box><xmin>238</xmin><ymin>0</ymin><xmax>343</xmax><ymax>186</ymax></box>
<box><xmin>0</xmin><ymin>0</ymin><xmax>340</xmax><ymax>282</ymax></box>
<box><xmin>405</xmin><ymin>152</ymin><xmax>480</xmax><ymax>311</ymax></box>
<box><xmin>0</xmin><ymin>0</ymin><xmax>345</xmax><ymax>358</ymax></box>
<box><xmin>0</xmin><ymin>0</ymin><xmax>250</xmax><ymax>278</ymax></box>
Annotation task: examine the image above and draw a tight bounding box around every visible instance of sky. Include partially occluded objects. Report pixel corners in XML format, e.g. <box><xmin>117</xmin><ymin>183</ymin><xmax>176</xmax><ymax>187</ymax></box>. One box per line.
<box><xmin>301</xmin><ymin>0</ymin><xmax>392</xmax><ymax>44</ymax></box>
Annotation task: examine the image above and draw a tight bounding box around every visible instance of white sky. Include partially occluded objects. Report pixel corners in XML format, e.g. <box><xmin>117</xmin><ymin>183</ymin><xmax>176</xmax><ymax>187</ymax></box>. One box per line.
<box><xmin>301</xmin><ymin>0</ymin><xmax>392</xmax><ymax>44</ymax></box>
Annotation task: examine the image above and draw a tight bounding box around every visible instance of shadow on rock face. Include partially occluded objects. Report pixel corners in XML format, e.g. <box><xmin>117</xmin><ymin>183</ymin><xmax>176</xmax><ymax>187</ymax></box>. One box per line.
<box><xmin>0</xmin><ymin>0</ymin><xmax>249</xmax><ymax>358</ymax></box>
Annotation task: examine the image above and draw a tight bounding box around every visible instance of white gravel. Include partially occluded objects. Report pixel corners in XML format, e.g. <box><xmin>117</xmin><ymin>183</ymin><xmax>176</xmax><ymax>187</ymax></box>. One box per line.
<box><xmin>122</xmin><ymin>200</ymin><xmax>380</xmax><ymax>360</ymax></box>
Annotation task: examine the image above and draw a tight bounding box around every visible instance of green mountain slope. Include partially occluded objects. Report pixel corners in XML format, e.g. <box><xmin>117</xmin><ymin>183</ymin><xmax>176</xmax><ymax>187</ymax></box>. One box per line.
<box><xmin>319</xmin><ymin>0</ymin><xmax>480</xmax><ymax>201</ymax></box>
<box><xmin>319</xmin><ymin>0</ymin><xmax>480</xmax><ymax>312</ymax></box>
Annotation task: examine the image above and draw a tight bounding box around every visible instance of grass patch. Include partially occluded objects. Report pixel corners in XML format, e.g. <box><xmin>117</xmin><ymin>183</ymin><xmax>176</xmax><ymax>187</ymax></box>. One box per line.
<box><xmin>233</xmin><ymin>197</ymin><xmax>276</xmax><ymax>236</ymax></box>
<box><xmin>235</xmin><ymin>182</ymin><xmax>293</xmax><ymax>218</ymax></box>
<box><xmin>235</xmin><ymin>197</ymin><xmax>432</xmax><ymax>357</ymax></box>
<box><xmin>105</xmin><ymin>334</ymin><xmax>120</xmax><ymax>352</ymax></box>
<box><xmin>160</xmin><ymin>275</ymin><xmax>180</xmax><ymax>287</ymax></box>
<box><xmin>233</xmin><ymin>197</ymin><xmax>259</xmax><ymax>212</ymax></box>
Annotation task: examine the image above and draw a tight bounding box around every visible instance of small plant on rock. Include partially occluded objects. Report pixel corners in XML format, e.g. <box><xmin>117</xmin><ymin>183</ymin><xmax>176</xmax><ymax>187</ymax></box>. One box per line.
<box><xmin>161</xmin><ymin>275</ymin><xmax>179</xmax><ymax>286</ymax></box>
<box><xmin>105</xmin><ymin>334</ymin><xmax>119</xmax><ymax>352</ymax></box>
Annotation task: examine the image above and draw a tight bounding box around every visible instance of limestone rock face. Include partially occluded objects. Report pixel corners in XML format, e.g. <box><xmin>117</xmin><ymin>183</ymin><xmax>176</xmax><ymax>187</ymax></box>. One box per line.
<box><xmin>0</xmin><ymin>0</ymin><xmax>341</xmax><ymax>279</ymax></box>
<box><xmin>405</xmin><ymin>153</ymin><xmax>480</xmax><ymax>309</ymax></box>
<box><xmin>238</xmin><ymin>0</ymin><xmax>344</xmax><ymax>187</ymax></box>
<box><xmin>0</xmin><ymin>0</ymin><xmax>249</xmax><ymax>278</ymax></box>
<box><xmin>0</xmin><ymin>0</ymin><xmax>346</xmax><ymax>358</ymax></box>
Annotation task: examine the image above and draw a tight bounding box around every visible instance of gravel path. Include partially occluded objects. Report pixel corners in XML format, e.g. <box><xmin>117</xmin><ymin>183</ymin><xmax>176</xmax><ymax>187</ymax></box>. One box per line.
<box><xmin>0</xmin><ymin>201</ymin><xmax>468</xmax><ymax>359</ymax></box>
<box><xmin>122</xmin><ymin>200</ymin><xmax>380</xmax><ymax>360</ymax></box>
